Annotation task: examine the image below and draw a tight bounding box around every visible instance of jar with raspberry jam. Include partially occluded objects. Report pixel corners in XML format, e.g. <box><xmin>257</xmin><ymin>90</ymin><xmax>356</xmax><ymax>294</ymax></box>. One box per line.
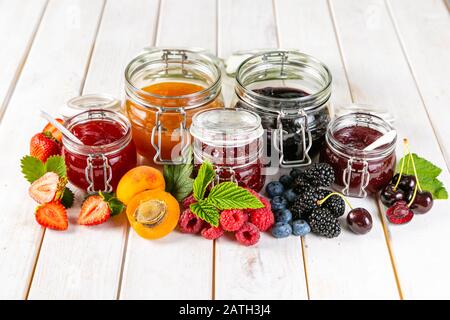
<box><xmin>124</xmin><ymin>48</ymin><xmax>223</xmax><ymax>165</ymax></box>
<box><xmin>62</xmin><ymin>109</ymin><xmax>137</xmax><ymax>193</ymax></box>
<box><xmin>190</xmin><ymin>108</ymin><xmax>265</xmax><ymax>192</ymax></box>
<box><xmin>320</xmin><ymin>112</ymin><xmax>397</xmax><ymax>198</ymax></box>
<box><xmin>233</xmin><ymin>50</ymin><xmax>332</xmax><ymax>168</ymax></box>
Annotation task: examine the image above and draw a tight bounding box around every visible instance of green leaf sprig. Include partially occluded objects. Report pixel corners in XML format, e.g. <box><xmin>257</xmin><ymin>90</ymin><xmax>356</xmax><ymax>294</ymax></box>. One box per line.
<box><xmin>163</xmin><ymin>148</ymin><xmax>194</xmax><ymax>202</ymax></box>
<box><xmin>189</xmin><ymin>161</ymin><xmax>264</xmax><ymax>226</ymax></box>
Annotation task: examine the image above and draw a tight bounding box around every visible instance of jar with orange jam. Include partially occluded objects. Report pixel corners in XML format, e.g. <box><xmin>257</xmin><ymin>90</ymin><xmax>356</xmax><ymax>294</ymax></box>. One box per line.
<box><xmin>124</xmin><ymin>48</ymin><xmax>224</xmax><ymax>165</ymax></box>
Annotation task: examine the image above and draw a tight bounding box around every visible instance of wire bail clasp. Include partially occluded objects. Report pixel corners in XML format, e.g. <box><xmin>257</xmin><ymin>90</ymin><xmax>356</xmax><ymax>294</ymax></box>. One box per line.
<box><xmin>213</xmin><ymin>166</ymin><xmax>237</xmax><ymax>187</ymax></box>
<box><xmin>85</xmin><ymin>154</ymin><xmax>113</xmax><ymax>194</ymax></box>
<box><xmin>342</xmin><ymin>157</ymin><xmax>370</xmax><ymax>198</ymax></box>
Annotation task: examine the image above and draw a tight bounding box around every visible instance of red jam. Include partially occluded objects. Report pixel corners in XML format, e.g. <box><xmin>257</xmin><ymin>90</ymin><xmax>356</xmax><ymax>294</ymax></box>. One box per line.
<box><xmin>321</xmin><ymin>125</ymin><xmax>395</xmax><ymax>196</ymax></box>
<box><xmin>63</xmin><ymin>118</ymin><xmax>137</xmax><ymax>192</ymax></box>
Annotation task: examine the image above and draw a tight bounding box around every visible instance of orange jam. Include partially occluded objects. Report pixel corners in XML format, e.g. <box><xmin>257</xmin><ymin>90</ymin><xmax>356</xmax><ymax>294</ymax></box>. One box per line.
<box><xmin>126</xmin><ymin>81</ymin><xmax>223</xmax><ymax>164</ymax></box>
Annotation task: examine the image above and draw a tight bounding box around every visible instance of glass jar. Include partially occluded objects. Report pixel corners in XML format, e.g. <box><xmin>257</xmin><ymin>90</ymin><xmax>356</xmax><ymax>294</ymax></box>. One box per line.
<box><xmin>61</xmin><ymin>93</ymin><xmax>121</xmax><ymax>119</ymax></box>
<box><xmin>233</xmin><ymin>50</ymin><xmax>332</xmax><ymax>168</ymax></box>
<box><xmin>124</xmin><ymin>48</ymin><xmax>224</xmax><ymax>165</ymax></box>
<box><xmin>320</xmin><ymin>112</ymin><xmax>397</xmax><ymax>198</ymax></box>
<box><xmin>62</xmin><ymin>109</ymin><xmax>137</xmax><ymax>193</ymax></box>
<box><xmin>190</xmin><ymin>108</ymin><xmax>265</xmax><ymax>192</ymax></box>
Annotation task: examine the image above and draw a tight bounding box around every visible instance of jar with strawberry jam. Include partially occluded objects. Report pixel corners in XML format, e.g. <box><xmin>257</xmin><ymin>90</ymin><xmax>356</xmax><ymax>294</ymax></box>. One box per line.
<box><xmin>190</xmin><ymin>108</ymin><xmax>265</xmax><ymax>192</ymax></box>
<box><xmin>320</xmin><ymin>112</ymin><xmax>397</xmax><ymax>198</ymax></box>
<box><xmin>62</xmin><ymin>109</ymin><xmax>137</xmax><ymax>193</ymax></box>
<box><xmin>124</xmin><ymin>48</ymin><xmax>224</xmax><ymax>165</ymax></box>
<box><xmin>233</xmin><ymin>50</ymin><xmax>332</xmax><ymax>168</ymax></box>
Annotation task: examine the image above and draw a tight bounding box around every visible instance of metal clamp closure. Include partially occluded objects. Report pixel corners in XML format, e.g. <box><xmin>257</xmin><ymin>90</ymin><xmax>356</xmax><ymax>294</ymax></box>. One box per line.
<box><xmin>342</xmin><ymin>157</ymin><xmax>370</xmax><ymax>198</ymax></box>
<box><xmin>151</xmin><ymin>107</ymin><xmax>190</xmax><ymax>165</ymax></box>
<box><xmin>262</xmin><ymin>51</ymin><xmax>288</xmax><ymax>76</ymax></box>
<box><xmin>213</xmin><ymin>166</ymin><xmax>237</xmax><ymax>187</ymax></box>
<box><xmin>162</xmin><ymin>49</ymin><xmax>188</xmax><ymax>74</ymax></box>
<box><xmin>274</xmin><ymin>109</ymin><xmax>312</xmax><ymax>168</ymax></box>
<box><xmin>85</xmin><ymin>154</ymin><xmax>112</xmax><ymax>194</ymax></box>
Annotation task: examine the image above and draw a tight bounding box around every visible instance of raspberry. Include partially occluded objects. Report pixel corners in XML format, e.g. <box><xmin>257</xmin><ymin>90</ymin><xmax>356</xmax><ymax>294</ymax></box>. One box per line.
<box><xmin>181</xmin><ymin>194</ymin><xmax>196</xmax><ymax>209</ymax></box>
<box><xmin>201</xmin><ymin>225</ymin><xmax>224</xmax><ymax>240</ymax></box>
<box><xmin>220</xmin><ymin>209</ymin><xmax>248</xmax><ymax>231</ymax></box>
<box><xmin>235</xmin><ymin>222</ymin><xmax>260</xmax><ymax>246</ymax></box>
<box><xmin>178</xmin><ymin>209</ymin><xmax>204</xmax><ymax>234</ymax></box>
<box><xmin>249</xmin><ymin>207</ymin><xmax>274</xmax><ymax>231</ymax></box>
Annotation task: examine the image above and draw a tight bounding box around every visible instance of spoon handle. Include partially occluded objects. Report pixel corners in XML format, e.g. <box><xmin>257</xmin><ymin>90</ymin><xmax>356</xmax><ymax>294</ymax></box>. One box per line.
<box><xmin>363</xmin><ymin>130</ymin><xmax>397</xmax><ymax>151</ymax></box>
<box><xmin>40</xmin><ymin>110</ymin><xmax>84</xmax><ymax>145</ymax></box>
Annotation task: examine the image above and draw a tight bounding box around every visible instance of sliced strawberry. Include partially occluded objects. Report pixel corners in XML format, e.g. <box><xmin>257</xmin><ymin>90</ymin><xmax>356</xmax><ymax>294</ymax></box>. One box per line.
<box><xmin>30</xmin><ymin>132</ymin><xmax>61</xmax><ymax>162</ymax></box>
<box><xmin>78</xmin><ymin>195</ymin><xmax>111</xmax><ymax>226</ymax></box>
<box><xmin>35</xmin><ymin>201</ymin><xmax>68</xmax><ymax>230</ymax></box>
<box><xmin>43</xmin><ymin>118</ymin><xmax>64</xmax><ymax>142</ymax></box>
<box><xmin>29</xmin><ymin>172</ymin><xmax>60</xmax><ymax>204</ymax></box>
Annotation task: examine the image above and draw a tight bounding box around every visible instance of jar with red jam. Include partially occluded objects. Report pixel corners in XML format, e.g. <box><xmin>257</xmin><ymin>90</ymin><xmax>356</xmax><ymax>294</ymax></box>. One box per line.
<box><xmin>233</xmin><ymin>50</ymin><xmax>332</xmax><ymax>168</ymax></box>
<box><xmin>190</xmin><ymin>108</ymin><xmax>265</xmax><ymax>192</ymax></box>
<box><xmin>320</xmin><ymin>112</ymin><xmax>397</xmax><ymax>198</ymax></box>
<box><xmin>62</xmin><ymin>109</ymin><xmax>137</xmax><ymax>193</ymax></box>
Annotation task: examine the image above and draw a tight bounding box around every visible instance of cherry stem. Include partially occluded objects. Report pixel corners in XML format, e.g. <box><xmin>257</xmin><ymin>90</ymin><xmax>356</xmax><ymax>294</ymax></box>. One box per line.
<box><xmin>317</xmin><ymin>192</ymin><xmax>353</xmax><ymax>210</ymax></box>
<box><xmin>408</xmin><ymin>182</ymin><xmax>418</xmax><ymax>207</ymax></box>
<box><xmin>404</xmin><ymin>139</ymin><xmax>422</xmax><ymax>192</ymax></box>
<box><xmin>394</xmin><ymin>142</ymin><xmax>407</xmax><ymax>191</ymax></box>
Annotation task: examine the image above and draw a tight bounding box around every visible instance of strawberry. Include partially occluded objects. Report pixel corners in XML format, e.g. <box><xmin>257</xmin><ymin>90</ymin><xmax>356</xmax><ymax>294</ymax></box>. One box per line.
<box><xmin>35</xmin><ymin>201</ymin><xmax>68</xmax><ymax>230</ymax></box>
<box><xmin>78</xmin><ymin>195</ymin><xmax>111</xmax><ymax>226</ymax></box>
<box><xmin>30</xmin><ymin>132</ymin><xmax>61</xmax><ymax>162</ymax></box>
<box><xmin>28</xmin><ymin>172</ymin><xmax>64</xmax><ymax>204</ymax></box>
<box><xmin>43</xmin><ymin>118</ymin><xmax>64</xmax><ymax>142</ymax></box>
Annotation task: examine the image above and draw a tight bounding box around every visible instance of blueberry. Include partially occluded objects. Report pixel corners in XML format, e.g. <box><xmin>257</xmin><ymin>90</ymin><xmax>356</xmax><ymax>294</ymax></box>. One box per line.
<box><xmin>291</xmin><ymin>220</ymin><xmax>311</xmax><ymax>236</ymax></box>
<box><xmin>283</xmin><ymin>189</ymin><xmax>297</xmax><ymax>203</ymax></box>
<box><xmin>275</xmin><ymin>208</ymin><xmax>293</xmax><ymax>223</ymax></box>
<box><xmin>271</xmin><ymin>196</ymin><xmax>288</xmax><ymax>211</ymax></box>
<box><xmin>265</xmin><ymin>181</ymin><xmax>285</xmax><ymax>198</ymax></box>
<box><xmin>289</xmin><ymin>168</ymin><xmax>303</xmax><ymax>179</ymax></box>
<box><xmin>271</xmin><ymin>222</ymin><xmax>292</xmax><ymax>238</ymax></box>
<box><xmin>279</xmin><ymin>175</ymin><xmax>294</xmax><ymax>189</ymax></box>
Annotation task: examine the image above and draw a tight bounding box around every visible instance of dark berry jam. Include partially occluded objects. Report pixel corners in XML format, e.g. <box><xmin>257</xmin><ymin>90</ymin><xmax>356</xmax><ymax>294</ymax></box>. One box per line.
<box><xmin>63</xmin><ymin>119</ymin><xmax>137</xmax><ymax>192</ymax></box>
<box><xmin>321</xmin><ymin>125</ymin><xmax>395</xmax><ymax>196</ymax></box>
<box><xmin>236</xmin><ymin>86</ymin><xmax>330</xmax><ymax>165</ymax></box>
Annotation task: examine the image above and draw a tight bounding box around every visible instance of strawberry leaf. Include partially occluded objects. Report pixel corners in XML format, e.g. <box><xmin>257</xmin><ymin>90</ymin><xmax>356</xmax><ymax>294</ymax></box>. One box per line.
<box><xmin>190</xmin><ymin>200</ymin><xmax>220</xmax><ymax>227</ymax></box>
<box><xmin>61</xmin><ymin>187</ymin><xmax>75</xmax><ymax>208</ymax></box>
<box><xmin>21</xmin><ymin>155</ymin><xmax>46</xmax><ymax>183</ymax></box>
<box><xmin>108</xmin><ymin>198</ymin><xmax>125</xmax><ymax>216</ymax></box>
<box><xmin>207</xmin><ymin>182</ymin><xmax>264</xmax><ymax>210</ymax></box>
<box><xmin>45</xmin><ymin>155</ymin><xmax>66</xmax><ymax>177</ymax></box>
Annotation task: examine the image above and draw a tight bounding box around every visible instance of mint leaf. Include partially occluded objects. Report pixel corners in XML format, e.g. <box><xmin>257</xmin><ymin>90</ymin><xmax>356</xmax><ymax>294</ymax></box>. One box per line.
<box><xmin>192</xmin><ymin>161</ymin><xmax>215</xmax><ymax>201</ymax></box>
<box><xmin>190</xmin><ymin>200</ymin><xmax>220</xmax><ymax>227</ymax></box>
<box><xmin>21</xmin><ymin>155</ymin><xmax>46</xmax><ymax>183</ymax></box>
<box><xmin>61</xmin><ymin>187</ymin><xmax>75</xmax><ymax>208</ymax></box>
<box><xmin>207</xmin><ymin>182</ymin><xmax>264</xmax><ymax>210</ymax></box>
<box><xmin>396</xmin><ymin>153</ymin><xmax>447</xmax><ymax>200</ymax></box>
<box><xmin>164</xmin><ymin>151</ymin><xmax>194</xmax><ymax>202</ymax></box>
<box><xmin>45</xmin><ymin>155</ymin><xmax>67</xmax><ymax>177</ymax></box>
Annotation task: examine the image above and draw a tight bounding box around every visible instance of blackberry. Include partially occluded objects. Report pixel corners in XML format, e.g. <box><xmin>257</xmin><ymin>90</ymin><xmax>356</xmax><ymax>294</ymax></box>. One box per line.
<box><xmin>320</xmin><ymin>190</ymin><xmax>345</xmax><ymax>217</ymax></box>
<box><xmin>308</xmin><ymin>207</ymin><xmax>341</xmax><ymax>238</ymax></box>
<box><xmin>290</xmin><ymin>188</ymin><xmax>328</xmax><ymax>220</ymax></box>
<box><xmin>305</xmin><ymin>163</ymin><xmax>335</xmax><ymax>188</ymax></box>
<box><xmin>293</xmin><ymin>174</ymin><xmax>312</xmax><ymax>194</ymax></box>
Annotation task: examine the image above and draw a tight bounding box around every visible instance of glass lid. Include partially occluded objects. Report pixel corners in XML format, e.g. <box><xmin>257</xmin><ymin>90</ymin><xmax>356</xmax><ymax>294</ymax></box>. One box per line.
<box><xmin>190</xmin><ymin>108</ymin><xmax>264</xmax><ymax>146</ymax></box>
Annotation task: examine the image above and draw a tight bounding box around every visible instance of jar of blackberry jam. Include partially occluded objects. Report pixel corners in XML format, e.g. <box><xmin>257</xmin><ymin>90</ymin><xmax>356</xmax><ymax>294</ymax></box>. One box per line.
<box><xmin>62</xmin><ymin>109</ymin><xmax>137</xmax><ymax>193</ymax></box>
<box><xmin>190</xmin><ymin>108</ymin><xmax>265</xmax><ymax>192</ymax></box>
<box><xmin>233</xmin><ymin>50</ymin><xmax>332</xmax><ymax>167</ymax></box>
<box><xmin>320</xmin><ymin>112</ymin><xmax>397</xmax><ymax>198</ymax></box>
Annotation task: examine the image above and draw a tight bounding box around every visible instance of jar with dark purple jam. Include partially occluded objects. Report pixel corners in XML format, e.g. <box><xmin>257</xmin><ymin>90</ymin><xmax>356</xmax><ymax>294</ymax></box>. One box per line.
<box><xmin>190</xmin><ymin>108</ymin><xmax>265</xmax><ymax>192</ymax></box>
<box><xmin>320</xmin><ymin>112</ymin><xmax>397</xmax><ymax>198</ymax></box>
<box><xmin>233</xmin><ymin>50</ymin><xmax>332</xmax><ymax>168</ymax></box>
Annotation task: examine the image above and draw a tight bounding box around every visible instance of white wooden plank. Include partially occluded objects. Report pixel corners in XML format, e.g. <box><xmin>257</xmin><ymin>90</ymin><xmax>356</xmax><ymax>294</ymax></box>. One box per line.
<box><xmin>0</xmin><ymin>0</ymin><xmax>47</xmax><ymax>118</ymax></box>
<box><xmin>387</xmin><ymin>0</ymin><xmax>450</xmax><ymax>167</ymax></box>
<box><xmin>119</xmin><ymin>0</ymin><xmax>215</xmax><ymax>300</ymax></box>
<box><xmin>275</xmin><ymin>0</ymin><xmax>399</xmax><ymax>299</ymax></box>
<box><xmin>330</xmin><ymin>0</ymin><xmax>450</xmax><ymax>299</ymax></box>
<box><xmin>215</xmin><ymin>0</ymin><xmax>308</xmax><ymax>299</ymax></box>
<box><xmin>27</xmin><ymin>0</ymin><xmax>160</xmax><ymax>300</ymax></box>
<box><xmin>0</xmin><ymin>0</ymin><xmax>104</xmax><ymax>299</ymax></box>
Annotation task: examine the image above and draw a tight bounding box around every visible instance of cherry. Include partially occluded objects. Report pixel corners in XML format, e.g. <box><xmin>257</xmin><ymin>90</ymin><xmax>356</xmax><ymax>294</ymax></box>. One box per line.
<box><xmin>347</xmin><ymin>208</ymin><xmax>373</xmax><ymax>234</ymax></box>
<box><xmin>410</xmin><ymin>191</ymin><xmax>433</xmax><ymax>214</ymax></box>
<box><xmin>386</xmin><ymin>201</ymin><xmax>414</xmax><ymax>224</ymax></box>
<box><xmin>380</xmin><ymin>184</ymin><xmax>405</xmax><ymax>207</ymax></box>
<box><xmin>392</xmin><ymin>174</ymin><xmax>416</xmax><ymax>193</ymax></box>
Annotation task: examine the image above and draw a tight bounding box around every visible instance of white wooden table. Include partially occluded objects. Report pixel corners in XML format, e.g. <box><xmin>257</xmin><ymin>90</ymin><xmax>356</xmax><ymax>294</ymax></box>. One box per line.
<box><xmin>0</xmin><ymin>0</ymin><xmax>449</xmax><ymax>300</ymax></box>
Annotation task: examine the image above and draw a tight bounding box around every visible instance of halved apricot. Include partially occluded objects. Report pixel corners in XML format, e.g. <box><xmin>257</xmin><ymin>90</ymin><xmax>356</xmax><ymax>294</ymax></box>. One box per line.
<box><xmin>126</xmin><ymin>189</ymin><xmax>180</xmax><ymax>240</ymax></box>
<box><xmin>116</xmin><ymin>166</ymin><xmax>165</xmax><ymax>205</ymax></box>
